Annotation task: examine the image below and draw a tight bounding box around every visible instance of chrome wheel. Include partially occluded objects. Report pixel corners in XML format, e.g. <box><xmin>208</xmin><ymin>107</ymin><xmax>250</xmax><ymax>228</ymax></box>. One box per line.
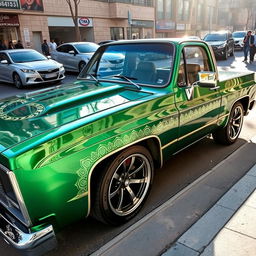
<box><xmin>13</xmin><ymin>73</ymin><xmax>23</xmax><ymax>89</ymax></box>
<box><xmin>212</xmin><ymin>102</ymin><xmax>244</xmax><ymax>145</ymax></box>
<box><xmin>92</xmin><ymin>145</ymin><xmax>154</xmax><ymax>225</ymax></box>
<box><xmin>108</xmin><ymin>153</ymin><xmax>152</xmax><ymax>216</ymax></box>
<box><xmin>228</xmin><ymin>105</ymin><xmax>243</xmax><ymax>140</ymax></box>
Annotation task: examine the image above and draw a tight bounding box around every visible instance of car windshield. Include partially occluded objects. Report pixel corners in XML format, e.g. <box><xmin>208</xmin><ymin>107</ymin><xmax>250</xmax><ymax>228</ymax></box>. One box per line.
<box><xmin>80</xmin><ymin>43</ymin><xmax>174</xmax><ymax>87</ymax></box>
<box><xmin>74</xmin><ymin>43</ymin><xmax>99</xmax><ymax>53</ymax></box>
<box><xmin>232</xmin><ymin>32</ymin><xmax>246</xmax><ymax>38</ymax></box>
<box><xmin>9</xmin><ymin>51</ymin><xmax>47</xmax><ymax>63</ymax></box>
<box><xmin>204</xmin><ymin>34</ymin><xmax>227</xmax><ymax>41</ymax></box>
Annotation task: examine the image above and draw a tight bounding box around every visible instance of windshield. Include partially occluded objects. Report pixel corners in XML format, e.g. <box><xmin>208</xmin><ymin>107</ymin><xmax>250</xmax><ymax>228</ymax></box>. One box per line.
<box><xmin>9</xmin><ymin>51</ymin><xmax>47</xmax><ymax>63</ymax></box>
<box><xmin>232</xmin><ymin>32</ymin><xmax>246</xmax><ymax>38</ymax></box>
<box><xmin>80</xmin><ymin>43</ymin><xmax>174</xmax><ymax>87</ymax></box>
<box><xmin>74</xmin><ymin>43</ymin><xmax>99</xmax><ymax>53</ymax></box>
<box><xmin>204</xmin><ymin>34</ymin><xmax>227</xmax><ymax>41</ymax></box>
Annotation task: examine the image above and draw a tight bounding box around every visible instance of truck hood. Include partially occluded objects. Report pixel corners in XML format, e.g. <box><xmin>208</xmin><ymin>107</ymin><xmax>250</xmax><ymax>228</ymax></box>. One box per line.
<box><xmin>0</xmin><ymin>81</ymin><xmax>152</xmax><ymax>153</ymax></box>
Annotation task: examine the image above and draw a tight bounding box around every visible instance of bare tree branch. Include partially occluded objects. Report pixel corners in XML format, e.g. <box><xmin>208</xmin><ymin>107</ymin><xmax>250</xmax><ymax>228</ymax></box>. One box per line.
<box><xmin>65</xmin><ymin>0</ymin><xmax>81</xmax><ymax>41</ymax></box>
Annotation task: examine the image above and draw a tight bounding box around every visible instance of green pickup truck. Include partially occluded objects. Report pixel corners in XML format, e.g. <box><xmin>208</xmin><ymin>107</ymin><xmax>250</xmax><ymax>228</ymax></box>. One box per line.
<box><xmin>0</xmin><ymin>39</ymin><xmax>255</xmax><ymax>255</ymax></box>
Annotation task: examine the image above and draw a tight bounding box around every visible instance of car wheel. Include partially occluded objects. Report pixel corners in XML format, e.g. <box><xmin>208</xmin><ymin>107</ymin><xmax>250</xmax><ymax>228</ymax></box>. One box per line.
<box><xmin>79</xmin><ymin>61</ymin><xmax>86</xmax><ymax>73</ymax></box>
<box><xmin>212</xmin><ymin>102</ymin><xmax>244</xmax><ymax>145</ymax></box>
<box><xmin>13</xmin><ymin>73</ymin><xmax>23</xmax><ymax>89</ymax></box>
<box><xmin>92</xmin><ymin>145</ymin><xmax>154</xmax><ymax>225</ymax></box>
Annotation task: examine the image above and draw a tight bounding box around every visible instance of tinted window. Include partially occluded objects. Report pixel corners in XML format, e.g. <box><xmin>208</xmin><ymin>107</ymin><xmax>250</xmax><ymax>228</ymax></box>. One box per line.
<box><xmin>232</xmin><ymin>32</ymin><xmax>246</xmax><ymax>38</ymax></box>
<box><xmin>204</xmin><ymin>33</ymin><xmax>227</xmax><ymax>41</ymax></box>
<box><xmin>74</xmin><ymin>43</ymin><xmax>99</xmax><ymax>53</ymax></box>
<box><xmin>56</xmin><ymin>45</ymin><xmax>65</xmax><ymax>52</ymax></box>
<box><xmin>9</xmin><ymin>51</ymin><xmax>47</xmax><ymax>63</ymax></box>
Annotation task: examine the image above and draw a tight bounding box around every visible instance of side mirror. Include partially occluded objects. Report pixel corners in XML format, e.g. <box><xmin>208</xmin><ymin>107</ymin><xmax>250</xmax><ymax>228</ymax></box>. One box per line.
<box><xmin>0</xmin><ymin>60</ymin><xmax>8</xmax><ymax>64</ymax></box>
<box><xmin>47</xmin><ymin>55</ymin><xmax>52</xmax><ymax>59</ymax></box>
<box><xmin>68</xmin><ymin>50</ymin><xmax>75</xmax><ymax>55</ymax></box>
<box><xmin>197</xmin><ymin>71</ymin><xmax>219</xmax><ymax>89</ymax></box>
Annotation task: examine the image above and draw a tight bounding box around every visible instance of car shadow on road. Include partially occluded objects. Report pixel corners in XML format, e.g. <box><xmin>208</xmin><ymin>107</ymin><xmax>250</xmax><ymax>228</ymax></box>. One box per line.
<box><xmin>46</xmin><ymin>136</ymin><xmax>250</xmax><ymax>256</ymax></box>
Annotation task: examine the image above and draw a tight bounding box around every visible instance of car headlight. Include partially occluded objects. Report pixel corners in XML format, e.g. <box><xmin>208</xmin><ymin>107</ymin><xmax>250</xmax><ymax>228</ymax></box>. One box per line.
<box><xmin>216</xmin><ymin>44</ymin><xmax>226</xmax><ymax>49</ymax></box>
<box><xmin>20</xmin><ymin>69</ymin><xmax>36</xmax><ymax>73</ymax></box>
<box><xmin>59</xmin><ymin>65</ymin><xmax>64</xmax><ymax>70</ymax></box>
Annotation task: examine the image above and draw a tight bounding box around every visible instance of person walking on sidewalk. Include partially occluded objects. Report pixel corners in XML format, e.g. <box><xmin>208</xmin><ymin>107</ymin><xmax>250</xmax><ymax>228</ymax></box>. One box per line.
<box><xmin>249</xmin><ymin>31</ymin><xmax>256</xmax><ymax>63</ymax></box>
<box><xmin>41</xmin><ymin>39</ymin><xmax>50</xmax><ymax>56</ymax></box>
<box><xmin>243</xmin><ymin>30</ymin><xmax>254</xmax><ymax>62</ymax></box>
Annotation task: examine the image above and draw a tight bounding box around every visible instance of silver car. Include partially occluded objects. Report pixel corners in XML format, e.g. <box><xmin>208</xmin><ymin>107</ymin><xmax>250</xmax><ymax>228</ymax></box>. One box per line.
<box><xmin>0</xmin><ymin>49</ymin><xmax>65</xmax><ymax>89</ymax></box>
<box><xmin>51</xmin><ymin>42</ymin><xmax>99</xmax><ymax>72</ymax></box>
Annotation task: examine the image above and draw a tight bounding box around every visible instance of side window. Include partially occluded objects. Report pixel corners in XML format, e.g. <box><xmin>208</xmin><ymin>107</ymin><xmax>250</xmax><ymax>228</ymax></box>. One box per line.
<box><xmin>66</xmin><ymin>45</ymin><xmax>74</xmax><ymax>53</ymax></box>
<box><xmin>57</xmin><ymin>45</ymin><xmax>64</xmax><ymax>52</ymax></box>
<box><xmin>184</xmin><ymin>46</ymin><xmax>211</xmax><ymax>85</ymax></box>
<box><xmin>0</xmin><ymin>53</ymin><xmax>9</xmax><ymax>62</ymax></box>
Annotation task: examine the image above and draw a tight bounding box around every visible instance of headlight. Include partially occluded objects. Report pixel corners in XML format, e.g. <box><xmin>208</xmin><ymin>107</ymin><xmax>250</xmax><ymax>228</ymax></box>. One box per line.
<box><xmin>20</xmin><ymin>69</ymin><xmax>36</xmax><ymax>73</ymax></box>
<box><xmin>216</xmin><ymin>44</ymin><xmax>226</xmax><ymax>49</ymax></box>
<box><xmin>59</xmin><ymin>65</ymin><xmax>64</xmax><ymax>70</ymax></box>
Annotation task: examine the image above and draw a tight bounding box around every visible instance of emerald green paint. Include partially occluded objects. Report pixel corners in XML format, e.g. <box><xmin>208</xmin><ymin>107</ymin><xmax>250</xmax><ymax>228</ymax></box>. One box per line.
<box><xmin>0</xmin><ymin>39</ymin><xmax>255</xmax><ymax>236</ymax></box>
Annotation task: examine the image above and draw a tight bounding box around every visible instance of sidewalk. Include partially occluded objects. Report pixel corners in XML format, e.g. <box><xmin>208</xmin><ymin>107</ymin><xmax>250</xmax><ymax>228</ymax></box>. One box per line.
<box><xmin>162</xmin><ymin>164</ymin><xmax>256</xmax><ymax>256</ymax></box>
<box><xmin>91</xmin><ymin>136</ymin><xmax>256</xmax><ymax>256</ymax></box>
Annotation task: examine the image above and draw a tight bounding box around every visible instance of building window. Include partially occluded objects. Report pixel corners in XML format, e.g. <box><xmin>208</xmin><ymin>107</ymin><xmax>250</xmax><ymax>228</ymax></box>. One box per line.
<box><xmin>157</xmin><ymin>0</ymin><xmax>164</xmax><ymax>19</ymax></box>
<box><xmin>177</xmin><ymin>0</ymin><xmax>190</xmax><ymax>21</ymax></box>
<box><xmin>110</xmin><ymin>27</ymin><xmax>124</xmax><ymax>40</ymax></box>
<box><xmin>166</xmin><ymin>0</ymin><xmax>172</xmax><ymax>19</ymax></box>
<box><xmin>96</xmin><ymin>0</ymin><xmax>153</xmax><ymax>7</ymax></box>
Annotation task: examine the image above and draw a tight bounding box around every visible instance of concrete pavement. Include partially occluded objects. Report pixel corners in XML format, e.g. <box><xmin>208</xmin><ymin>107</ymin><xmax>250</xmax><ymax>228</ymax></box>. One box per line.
<box><xmin>91</xmin><ymin>136</ymin><xmax>256</xmax><ymax>256</ymax></box>
<box><xmin>163</xmin><ymin>138</ymin><xmax>256</xmax><ymax>256</ymax></box>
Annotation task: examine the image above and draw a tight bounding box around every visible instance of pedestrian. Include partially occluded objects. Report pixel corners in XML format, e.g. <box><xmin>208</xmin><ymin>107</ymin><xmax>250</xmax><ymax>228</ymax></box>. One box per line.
<box><xmin>15</xmin><ymin>40</ymin><xmax>24</xmax><ymax>49</ymax></box>
<box><xmin>243</xmin><ymin>30</ymin><xmax>254</xmax><ymax>62</ymax></box>
<box><xmin>41</xmin><ymin>39</ymin><xmax>50</xmax><ymax>56</ymax></box>
<box><xmin>49</xmin><ymin>39</ymin><xmax>57</xmax><ymax>53</ymax></box>
<box><xmin>8</xmin><ymin>41</ymin><xmax>15</xmax><ymax>49</ymax></box>
<box><xmin>249</xmin><ymin>31</ymin><xmax>256</xmax><ymax>63</ymax></box>
<box><xmin>0</xmin><ymin>40</ymin><xmax>7</xmax><ymax>50</ymax></box>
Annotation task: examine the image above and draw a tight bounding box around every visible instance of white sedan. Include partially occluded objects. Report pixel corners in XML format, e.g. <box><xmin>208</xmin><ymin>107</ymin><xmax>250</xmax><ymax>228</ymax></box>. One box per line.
<box><xmin>0</xmin><ymin>49</ymin><xmax>65</xmax><ymax>89</ymax></box>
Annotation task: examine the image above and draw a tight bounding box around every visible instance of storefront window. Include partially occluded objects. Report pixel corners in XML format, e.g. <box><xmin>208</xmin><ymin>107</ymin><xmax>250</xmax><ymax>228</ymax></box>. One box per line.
<box><xmin>110</xmin><ymin>27</ymin><xmax>124</xmax><ymax>40</ymax></box>
<box><xmin>127</xmin><ymin>27</ymin><xmax>141</xmax><ymax>39</ymax></box>
<box><xmin>0</xmin><ymin>27</ymin><xmax>18</xmax><ymax>46</ymax></box>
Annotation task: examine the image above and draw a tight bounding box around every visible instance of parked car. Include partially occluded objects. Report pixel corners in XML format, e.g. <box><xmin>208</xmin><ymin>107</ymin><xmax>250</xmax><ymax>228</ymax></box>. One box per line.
<box><xmin>51</xmin><ymin>42</ymin><xmax>99</xmax><ymax>72</ymax></box>
<box><xmin>232</xmin><ymin>31</ymin><xmax>246</xmax><ymax>50</ymax></box>
<box><xmin>0</xmin><ymin>39</ymin><xmax>255</xmax><ymax>256</ymax></box>
<box><xmin>204</xmin><ymin>31</ymin><xmax>234</xmax><ymax>60</ymax></box>
<box><xmin>98</xmin><ymin>40</ymin><xmax>116</xmax><ymax>46</ymax></box>
<box><xmin>0</xmin><ymin>49</ymin><xmax>65</xmax><ymax>89</ymax></box>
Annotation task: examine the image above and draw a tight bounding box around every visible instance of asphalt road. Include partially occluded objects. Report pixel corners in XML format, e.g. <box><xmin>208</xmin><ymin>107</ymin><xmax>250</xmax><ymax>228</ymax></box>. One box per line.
<box><xmin>1</xmin><ymin>50</ymin><xmax>256</xmax><ymax>256</ymax></box>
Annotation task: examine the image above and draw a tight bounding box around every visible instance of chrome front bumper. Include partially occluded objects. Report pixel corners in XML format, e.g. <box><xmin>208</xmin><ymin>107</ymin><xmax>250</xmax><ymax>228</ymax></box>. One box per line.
<box><xmin>0</xmin><ymin>213</ymin><xmax>57</xmax><ymax>256</ymax></box>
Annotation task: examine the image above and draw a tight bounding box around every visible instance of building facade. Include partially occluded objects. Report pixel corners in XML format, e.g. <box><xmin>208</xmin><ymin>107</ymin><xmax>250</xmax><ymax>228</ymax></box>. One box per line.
<box><xmin>0</xmin><ymin>0</ymin><xmax>155</xmax><ymax>52</ymax></box>
<box><xmin>155</xmin><ymin>0</ymin><xmax>220</xmax><ymax>39</ymax></box>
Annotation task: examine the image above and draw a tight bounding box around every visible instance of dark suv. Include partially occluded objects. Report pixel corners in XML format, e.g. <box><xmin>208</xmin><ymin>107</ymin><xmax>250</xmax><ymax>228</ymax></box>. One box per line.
<box><xmin>203</xmin><ymin>31</ymin><xmax>234</xmax><ymax>60</ymax></box>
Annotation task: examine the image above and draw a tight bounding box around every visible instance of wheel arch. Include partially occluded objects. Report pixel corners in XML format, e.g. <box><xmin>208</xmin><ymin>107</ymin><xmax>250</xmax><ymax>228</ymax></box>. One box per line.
<box><xmin>221</xmin><ymin>96</ymin><xmax>250</xmax><ymax>127</ymax></box>
<box><xmin>87</xmin><ymin>135</ymin><xmax>162</xmax><ymax>216</ymax></box>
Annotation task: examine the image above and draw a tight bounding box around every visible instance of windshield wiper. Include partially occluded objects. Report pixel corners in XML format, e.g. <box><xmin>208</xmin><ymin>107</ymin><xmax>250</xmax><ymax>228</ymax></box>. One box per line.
<box><xmin>86</xmin><ymin>74</ymin><xmax>99</xmax><ymax>83</ymax></box>
<box><xmin>113</xmin><ymin>75</ymin><xmax>141</xmax><ymax>90</ymax></box>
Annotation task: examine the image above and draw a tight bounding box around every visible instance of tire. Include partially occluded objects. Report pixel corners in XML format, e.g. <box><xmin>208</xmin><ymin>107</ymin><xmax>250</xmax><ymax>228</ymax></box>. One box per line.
<box><xmin>92</xmin><ymin>145</ymin><xmax>154</xmax><ymax>225</ymax></box>
<box><xmin>13</xmin><ymin>73</ymin><xmax>23</xmax><ymax>89</ymax></box>
<box><xmin>212</xmin><ymin>102</ymin><xmax>244</xmax><ymax>145</ymax></box>
<box><xmin>78</xmin><ymin>61</ymin><xmax>86</xmax><ymax>73</ymax></box>
<box><xmin>230</xmin><ymin>46</ymin><xmax>234</xmax><ymax>56</ymax></box>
